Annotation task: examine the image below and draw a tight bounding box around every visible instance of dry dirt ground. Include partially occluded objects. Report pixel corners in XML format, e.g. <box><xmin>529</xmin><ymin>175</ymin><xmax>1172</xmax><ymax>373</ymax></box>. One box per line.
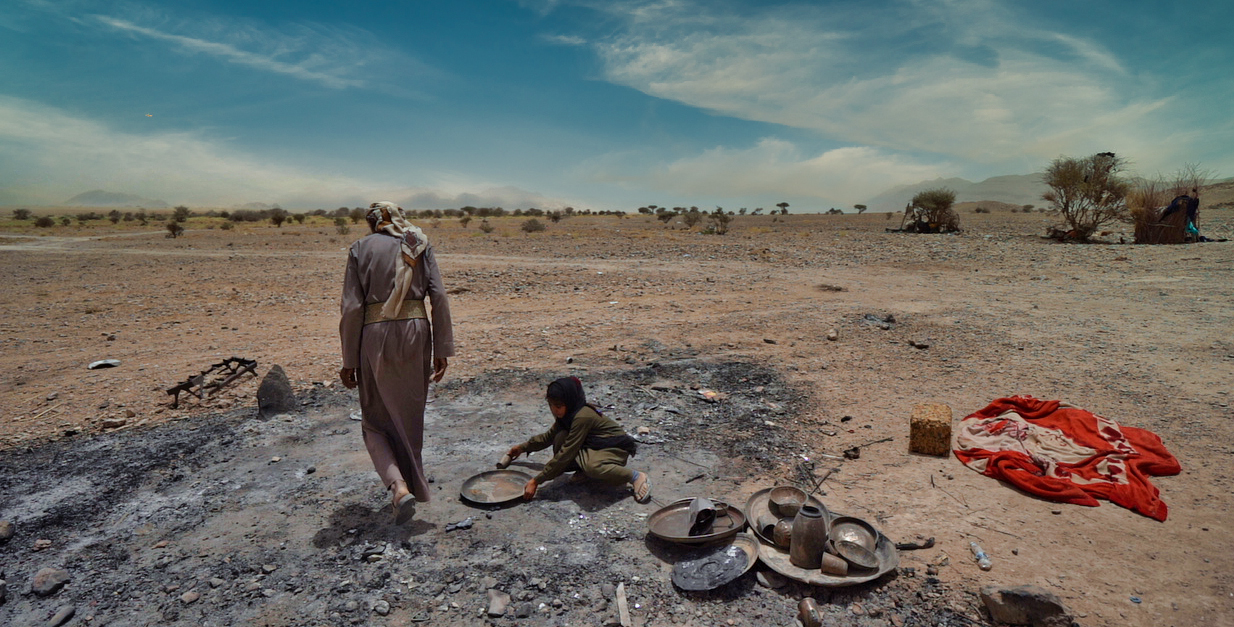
<box><xmin>1</xmin><ymin>206</ymin><xmax>1233</xmax><ymax>627</ymax></box>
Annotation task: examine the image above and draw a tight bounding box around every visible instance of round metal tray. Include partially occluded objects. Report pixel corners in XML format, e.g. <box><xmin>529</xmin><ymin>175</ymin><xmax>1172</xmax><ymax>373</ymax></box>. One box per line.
<box><xmin>756</xmin><ymin>513</ymin><xmax>899</xmax><ymax>587</ymax></box>
<box><xmin>647</xmin><ymin>498</ymin><xmax>747</xmax><ymax>545</ymax></box>
<box><xmin>670</xmin><ymin>532</ymin><xmax>760</xmax><ymax>591</ymax></box>
<box><xmin>743</xmin><ymin>487</ymin><xmax>828</xmax><ymax>546</ymax></box>
<box><xmin>460</xmin><ymin>469</ymin><xmax>533</xmax><ymax>505</ymax></box>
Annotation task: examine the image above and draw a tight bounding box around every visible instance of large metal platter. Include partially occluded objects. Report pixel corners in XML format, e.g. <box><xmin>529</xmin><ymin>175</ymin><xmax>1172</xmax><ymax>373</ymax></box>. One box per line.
<box><xmin>670</xmin><ymin>533</ymin><xmax>760</xmax><ymax>591</ymax></box>
<box><xmin>460</xmin><ymin>469</ymin><xmax>533</xmax><ymax>505</ymax></box>
<box><xmin>756</xmin><ymin>514</ymin><xmax>899</xmax><ymax>587</ymax></box>
<box><xmin>648</xmin><ymin>498</ymin><xmax>747</xmax><ymax>545</ymax></box>
<box><xmin>743</xmin><ymin>487</ymin><xmax>828</xmax><ymax>546</ymax></box>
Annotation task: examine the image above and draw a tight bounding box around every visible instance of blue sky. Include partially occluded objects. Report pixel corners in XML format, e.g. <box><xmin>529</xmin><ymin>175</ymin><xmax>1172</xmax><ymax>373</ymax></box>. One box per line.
<box><xmin>2</xmin><ymin>0</ymin><xmax>1231</xmax><ymax>211</ymax></box>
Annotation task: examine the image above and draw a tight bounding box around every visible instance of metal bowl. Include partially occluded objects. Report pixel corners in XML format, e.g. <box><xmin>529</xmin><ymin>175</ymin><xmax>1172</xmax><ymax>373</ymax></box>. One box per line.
<box><xmin>828</xmin><ymin>516</ymin><xmax>880</xmax><ymax>570</ymax></box>
<box><xmin>768</xmin><ymin>486</ymin><xmax>807</xmax><ymax>517</ymax></box>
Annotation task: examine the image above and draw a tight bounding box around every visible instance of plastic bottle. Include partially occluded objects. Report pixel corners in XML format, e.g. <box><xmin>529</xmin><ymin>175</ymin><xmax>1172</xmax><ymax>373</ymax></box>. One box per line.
<box><xmin>969</xmin><ymin>541</ymin><xmax>993</xmax><ymax>571</ymax></box>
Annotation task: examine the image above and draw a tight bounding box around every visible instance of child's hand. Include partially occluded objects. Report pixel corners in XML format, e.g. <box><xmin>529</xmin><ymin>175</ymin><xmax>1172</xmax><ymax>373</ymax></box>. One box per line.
<box><xmin>507</xmin><ymin>445</ymin><xmax>524</xmax><ymax>459</ymax></box>
<box><xmin>522</xmin><ymin>478</ymin><xmax>538</xmax><ymax>501</ymax></box>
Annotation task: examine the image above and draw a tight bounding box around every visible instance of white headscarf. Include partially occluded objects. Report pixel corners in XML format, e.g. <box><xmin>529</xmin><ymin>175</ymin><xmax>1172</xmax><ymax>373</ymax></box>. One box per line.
<box><xmin>366</xmin><ymin>201</ymin><xmax>429</xmax><ymax>319</ymax></box>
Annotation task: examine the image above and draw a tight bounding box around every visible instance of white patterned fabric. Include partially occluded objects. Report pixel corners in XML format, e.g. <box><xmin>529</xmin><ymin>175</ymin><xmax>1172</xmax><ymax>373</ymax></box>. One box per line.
<box><xmin>366</xmin><ymin>201</ymin><xmax>429</xmax><ymax>319</ymax></box>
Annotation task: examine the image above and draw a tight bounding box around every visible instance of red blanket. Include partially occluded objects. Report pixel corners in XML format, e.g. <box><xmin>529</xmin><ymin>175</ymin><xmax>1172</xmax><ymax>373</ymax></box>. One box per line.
<box><xmin>954</xmin><ymin>396</ymin><xmax>1181</xmax><ymax>521</ymax></box>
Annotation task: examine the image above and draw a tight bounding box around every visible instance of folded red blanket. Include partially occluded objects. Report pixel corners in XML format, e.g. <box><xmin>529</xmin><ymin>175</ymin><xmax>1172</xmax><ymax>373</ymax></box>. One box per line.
<box><xmin>954</xmin><ymin>396</ymin><xmax>1181</xmax><ymax>521</ymax></box>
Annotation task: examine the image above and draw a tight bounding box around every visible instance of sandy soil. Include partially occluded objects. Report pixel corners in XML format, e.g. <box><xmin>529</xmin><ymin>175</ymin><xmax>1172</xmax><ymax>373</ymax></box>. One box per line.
<box><xmin>1</xmin><ymin>207</ymin><xmax>1232</xmax><ymax>626</ymax></box>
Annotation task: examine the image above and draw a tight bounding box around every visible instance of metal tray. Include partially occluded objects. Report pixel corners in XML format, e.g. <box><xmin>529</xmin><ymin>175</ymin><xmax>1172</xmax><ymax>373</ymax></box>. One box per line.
<box><xmin>671</xmin><ymin>532</ymin><xmax>760</xmax><ymax>591</ymax></box>
<box><xmin>460</xmin><ymin>469</ymin><xmax>533</xmax><ymax>505</ymax></box>
<box><xmin>743</xmin><ymin>487</ymin><xmax>828</xmax><ymax>546</ymax></box>
<box><xmin>756</xmin><ymin>514</ymin><xmax>899</xmax><ymax>587</ymax></box>
<box><xmin>647</xmin><ymin>498</ymin><xmax>747</xmax><ymax>545</ymax></box>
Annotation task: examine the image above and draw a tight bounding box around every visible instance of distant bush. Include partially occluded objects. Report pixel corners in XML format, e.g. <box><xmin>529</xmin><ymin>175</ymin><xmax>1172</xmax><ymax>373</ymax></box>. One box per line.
<box><xmin>349</xmin><ymin>207</ymin><xmax>366</xmax><ymax>224</ymax></box>
<box><xmin>708</xmin><ymin>207</ymin><xmax>732</xmax><ymax>235</ymax></box>
<box><xmin>220</xmin><ymin>220</ymin><xmax>235</xmax><ymax>231</ymax></box>
<box><xmin>973</xmin><ymin>206</ymin><xmax>990</xmax><ymax>214</ymax></box>
<box><xmin>12</xmin><ymin>208</ymin><xmax>31</xmax><ymax>220</ymax></box>
<box><xmin>59</xmin><ymin>216</ymin><xmax>71</xmax><ymax>226</ymax></box>
<box><xmin>34</xmin><ymin>216</ymin><xmax>54</xmax><ymax>227</ymax></box>
<box><xmin>459</xmin><ymin>216</ymin><xmax>472</xmax><ymax>228</ymax></box>
<box><xmin>173</xmin><ymin>206</ymin><xmax>192</xmax><ymax>222</ymax></box>
<box><xmin>270</xmin><ymin>208</ymin><xmax>288</xmax><ymax>227</ymax></box>
<box><xmin>521</xmin><ymin>219</ymin><xmax>546</xmax><ymax>233</ymax></box>
<box><xmin>108</xmin><ymin>210</ymin><xmax>121</xmax><ymax>224</ymax></box>
<box><xmin>478</xmin><ymin>219</ymin><xmax>495</xmax><ymax>234</ymax></box>
<box><xmin>229</xmin><ymin>209</ymin><xmax>268</xmax><ymax>222</ymax></box>
<box><xmin>165</xmin><ymin>221</ymin><xmax>184</xmax><ymax>238</ymax></box>
<box><xmin>292</xmin><ymin>213</ymin><xmax>306</xmax><ymax>224</ymax></box>
<box><xmin>547</xmin><ymin>211</ymin><xmax>562</xmax><ymax>223</ymax></box>
<box><xmin>682</xmin><ymin>210</ymin><xmax>704</xmax><ymax>229</ymax></box>
<box><xmin>334</xmin><ymin>217</ymin><xmax>349</xmax><ymax>235</ymax></box>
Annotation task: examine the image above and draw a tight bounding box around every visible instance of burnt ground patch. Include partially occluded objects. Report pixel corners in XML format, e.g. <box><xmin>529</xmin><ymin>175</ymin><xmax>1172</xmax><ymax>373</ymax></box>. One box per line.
<box><xmin>0</xmin><ymin>359</ymin><xmax>987</xmax><ymax>627</ymax></box>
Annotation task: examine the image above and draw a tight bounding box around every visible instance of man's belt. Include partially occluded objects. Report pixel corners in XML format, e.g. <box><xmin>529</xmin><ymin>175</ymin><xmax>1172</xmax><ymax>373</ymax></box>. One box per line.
<box><xmin>363</xmin><ymin>299</ymin><xmax>427</xmax><ymax>325</ymax></box>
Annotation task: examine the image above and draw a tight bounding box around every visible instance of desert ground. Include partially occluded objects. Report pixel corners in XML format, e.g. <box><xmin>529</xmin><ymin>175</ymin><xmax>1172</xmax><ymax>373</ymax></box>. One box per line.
<box><xmin>1</xmin><ymin>201</ymin><xmax>1232</xmax><ymax>627</ymax></box>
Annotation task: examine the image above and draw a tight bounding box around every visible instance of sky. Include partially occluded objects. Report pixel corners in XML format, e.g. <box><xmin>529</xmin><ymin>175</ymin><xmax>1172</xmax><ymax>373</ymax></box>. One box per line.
<box><xmin>2</xmin><ymin>0</ymin><xmax>1231</xmax><ymax>212</ymax></box>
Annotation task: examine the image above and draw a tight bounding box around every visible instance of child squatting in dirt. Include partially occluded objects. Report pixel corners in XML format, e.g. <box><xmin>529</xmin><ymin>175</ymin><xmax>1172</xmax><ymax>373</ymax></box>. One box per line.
<box><xmin>503</xmin><ymin>377</ymin><xmax>653</xmax><ymax>503</ymax></box>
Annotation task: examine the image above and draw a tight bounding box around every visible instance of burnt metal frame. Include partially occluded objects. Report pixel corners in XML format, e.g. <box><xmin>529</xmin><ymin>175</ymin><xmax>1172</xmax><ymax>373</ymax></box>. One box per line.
<box><xmin>166</xmin><ymin>357</ymin><xmax>258</xmax><ymax>408</ymax></box>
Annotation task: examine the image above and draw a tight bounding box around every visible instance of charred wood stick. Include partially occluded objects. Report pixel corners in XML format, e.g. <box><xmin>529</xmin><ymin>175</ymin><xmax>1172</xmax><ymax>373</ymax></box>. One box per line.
<box><xmin>895</xmin><ymin>537</ymin><xmax>935</xmax><ymax>551</ymax></box>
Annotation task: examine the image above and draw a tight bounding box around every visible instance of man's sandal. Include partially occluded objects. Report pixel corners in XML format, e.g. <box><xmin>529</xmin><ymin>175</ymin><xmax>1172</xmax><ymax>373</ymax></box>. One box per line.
<box><xmin>631</xmin><ymin>471</ymin><xmax>652</xmax><ymax>504</ymax></box>
<box><xmin>394</xmin><ymin>493</ymin><xmax>417</xmax><ymax>524</ymax></box>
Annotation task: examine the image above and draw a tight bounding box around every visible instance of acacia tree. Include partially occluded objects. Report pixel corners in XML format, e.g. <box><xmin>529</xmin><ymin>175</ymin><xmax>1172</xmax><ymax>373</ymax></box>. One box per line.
<box><xmin>854</xmin><ymin>204</ymin><xmax>867</xmax><ymax>214</ymax></box>
<box><xmin>1041</xmin><ymin>152</ymin><xmax>1130</xmax><ymax>241</ymax></box>
<box><xmin>909</xmin><ymin>188</ymin><xmax>960</xmax><ymax>232</ymax></box>
<box><xmin>776</xmin><ymin>202</ymin><xmax>789</xmax><ymax>215</ymax></box>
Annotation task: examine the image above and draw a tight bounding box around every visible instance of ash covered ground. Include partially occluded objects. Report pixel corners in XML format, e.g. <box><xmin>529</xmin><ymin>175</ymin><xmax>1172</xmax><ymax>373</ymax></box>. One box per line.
<box><xmin>1</xmin><ymin>360</ymin><xmax>980</xmax><ymax>627</ymax></box>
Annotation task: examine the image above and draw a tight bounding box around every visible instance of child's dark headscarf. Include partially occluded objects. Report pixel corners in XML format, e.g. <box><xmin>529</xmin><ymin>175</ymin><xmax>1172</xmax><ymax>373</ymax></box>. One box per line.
<box><xmin>547</xmin><ymin>376</ymin><xmax>591</xmax><ymax>430</ymax></box>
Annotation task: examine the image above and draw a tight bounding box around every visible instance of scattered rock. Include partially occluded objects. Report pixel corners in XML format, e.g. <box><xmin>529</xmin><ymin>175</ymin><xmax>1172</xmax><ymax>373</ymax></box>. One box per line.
<box><xmin>256</xmin><ymin>365</ymin><xmax>298</xmax><ymax>418</ymax></box>
<box><xmin>262</xmin><ymin>564</ymin><xmax>278</xmax><ymax>574</ymax></box>
<box><xmin>515</xmin><ymin>602</ymin><xmax>534</xmax><ymax>618</ymax></box>
<box><xmin>31</xmin><ymin>567</ymin><xmax>70</xmax><ymax>597</ymax></box>
<box><xmin>46</xmin><ymin>392</ymin><xmax>60</xmax><ymax>401</ymax></box>
<box><xmin>826</xmin><ymin>329</ymin><xmax>838</xmax><ymax>341</ymax></box>
<box><xmin>180</xmin><ymin>591</ymin><xmax>200</xmax><ymax>604</ymax></box>
<box><xmin>636</xmin><ymin>426</ymin><xmax>651</xmax><ymax>435</ymax></box>
<box><xmin>487</xmin><ymin>589</ymin><xmax>511</xmax><ymax>617</ymax></box>
<box><xmin>373</xmin><ymin>599</ymin><xmax>390</xmax><ymax>616</ymax></box>
<box><xmin>101</xmin><ymin>418</ymin><xmax>127</xmax><ymax>429</ymax></box>
<box><xmin>756</xmin><ymin>570</ymin><xmax>786</xmax><ymax>589</ymax></box>
<box><xmin>209</xmin><ymin>578</ymin><xmax>225</xmax><ymax>589</ymax></box>
<box><xmin>87</xmin><ymin>359</ymin><xmax>121</xmax><ymax>370</ymax></box>
<box><xmin>153</xmin><ymin>540</ymin><xmax>169</xmax><ymax>549</ymax></box>
<box><xmin>33</xmin><ymin>538</ymin><xmax>52</xmax><ymax>551</ymax></box>
<box><xmin>124</xmin><ymin>408</ymin><xmax>137</xmax><ymax>418</ymax></box>
<box><xmin>909</xmin><ymin>338</ymin><xmax>931</xmax><ymax>349</ymax></box>
<box><xmin>0</xmin><ymin>520</ymin><xmax>13</xmax><ymax>543</ymax></box>
<box><xmin>763</xmin><ymin>338</ymin><xmax>777</xmax><ymax>344</ymax></box>
<box><xmin>48</xmin><ymin>605</ymin><xmax>76</xmax><ymax>627</ymax></box>
<box><xmin>980</xmin><ymin>585</ymin><xmax>1072</xmax><ymax>627</ymax></box>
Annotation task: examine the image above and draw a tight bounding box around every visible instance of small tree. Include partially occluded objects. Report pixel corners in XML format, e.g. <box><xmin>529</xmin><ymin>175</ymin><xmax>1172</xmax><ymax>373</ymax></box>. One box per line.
<box><xmin>173</xmin><ymin>205</ymin><xmax>191</xmax><ymax>223</ymax></box>
<box><xmin>1041</xmin><ymin>152</ymin><xmax>1130</xmax><ymax>241</ymax></box>
<box><xmin>777</xmin><ymin>202</ymin><xmax>789</xmax><ymax>214</ymax></box>
<box><xmin>13</xmin><ymin>208</ymin><xmax>32</xmax><ymax>220</ymax></box>
<box><xmin>292</xmin><ymin>213</ymin><xmax>306</xmax><ymax>224</ymax></box>
<box><xmin>59</xmin><ymin>216</ymin><xmax>71</xmax><ymax>226</ymax></box>
<box><xmin>165</xmin><ymin>221</ymin><xmax>184</xmax><ymax>238</ymax></box>
<box><xmin>709</xmin><ymin>207</ymin><xmax>732</xmax><ymax>235</ymax></box>
<box><xmin>135</xmin><ymin>210</ymin><xmax>148</xmax><ymax>226</ymax></box>
<box><xmin>478</xmin><ymin>219</ymin><xmax>495</xmax><ymax>233</ymax></box>
<box><xmin>334</xmin><ymin>217</ymin><xmax>350</xmax><ymax>235</ymax></box>
<box><xmin>682</xmin><ymin>209</ymin><xmax>704</xmax><ymax>229</ymax></box>
<box><xmin>908</xmin><ymin>188</ymin><xmax>960</xmax><ymax>232</ymax></box>
<box><xmin>547</xmin><ymin>211</ymin><xmax>562</xmax><ymax>223</ymax></box>
<box><xmin>349</xmin><ymin>207</ymin><xmax>366</xmax><ymax>224</ymax></box>
<box><xmin>521</xmin><ymin>218</ymin><xmax>545</xmax><ymax>233</ymax></box>
<box><xmin>76</xmin><ymin>213</ymin><xmax>90</xmax><ymax>225</ymax></box>
<box><xmin>35</xmin><ymin>216</ymin><xmax>54</xmax><ymax>227</ymax></box>
<box><xmin>270</xmin><ymin>207</ymin><xmax>288</xmax><ymax>227</ymax></box>
<box><xmin>854</xmin><ymin>204</ymin><xmax>867</xmax><ymax>214</ymax></box>
<box><xmin>108</xmin><ymin>210</ymin><xmax>121</xmax><ymax>224</ymax></box>
<box><xmin>220</xmin><ymin>220</ymin><xmax>235</xmax><ymax>231</ymax></box>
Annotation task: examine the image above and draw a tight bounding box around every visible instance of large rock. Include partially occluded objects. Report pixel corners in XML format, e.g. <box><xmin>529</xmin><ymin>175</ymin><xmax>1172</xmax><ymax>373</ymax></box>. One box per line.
<box><xmin>257</xmin><ymin>365</ymin><xmax>298</xmax><ymax>418</ymax></box>
<box><xmin>0</xmin><ymin>519</ymin><xmax>13</xmax><ymax>543</ymax></box>
<box><xmin>486</xmin><ymin>589</ymin><xmax>511</xmax><ymax>617</ymax></box>
<box><xmin>980</xmin><ymin>585</ymin><xmax>1073</xmax><ymax>626</ymax></box>
<box><xmin>31</xmin><ymin>567</ymin><xmax>70</xmax><ymax>597</ymax></box>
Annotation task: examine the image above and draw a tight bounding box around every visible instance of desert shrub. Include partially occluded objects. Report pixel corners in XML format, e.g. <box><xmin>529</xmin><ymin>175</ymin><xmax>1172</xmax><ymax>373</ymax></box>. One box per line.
<box><xmin>459</xmin><ymin>216</ymin><xmax>472</xmax><ymax>228</ymax></box>
<box><xmin>973</xmin><ymin>206</ymin><xmax>990</xmax><ymax>214</ymax></box>
<box><xmin>34</xmin><ymin>216</ymin><xmax>54</xmax><ymax>227</ymax></box>
<box><xmin>656</xmin><ymin>211</ymin><xmax>675</xmax><ymax>224</ymax></box>
<box><xmin>478</xmin><ymin>219</ymin><xmax>494</xmax><ymax>234</ymax></box>
<box><xmin>1041</xmin><ymin>152</ymin><xmax>1130</xmax><ymax>241</ymax></box>
<box><xmin>349</xmin><ymin>207</ymin><xmax>366</xmax><ymax>224</ymax></box>
<box><xmin>173</xmin><ymin>205</ymin><xmax>191</xmax><ymax>222</ymax></box>
<box><xmin>229</xmin><ymin>209</ymin><xmax>267</xmax><ymax>222</ymax></box>
<box><xmin>682</xmin><ymin>210</ymin><xmax>704</xmax><ymax>229</ymax></box>
<box><xmin>270</xmin><ymin>208</ymin><xmax>288</xmax><ymax>227</ymax></box>
<box><xmin>107</xmin><ymin>210</ymin><xmax>121</xmax><ymax>224</ymax></box>
<box><xmin>12</xmin><ymin>208</ymin><xmax>31</xmax><ymax>220</ymax></box>
<box><xmin>547</xmin><ymin>211</ymin><xmax>562</xmax><ymax>223</ymax></box>
<box><xmin>709</xmin><ymin>207</ymin><xmax>732</xmax><ymax>235</ymax></box>
<box><xmin>59</xmin><ymin>216</ymin><xmax>71</xmax><ymax>226</ymax></box>
<box><xmin>908</xmin><ymin>188</ymin><xmax>960</xmax><ymax>232</ymax></box>
<box><xmin>220</xmin><ymin>220</ymin><xmax>235</xmax><ymax>231</ymax></box>
<box><xmin>165</xmin><ymin>221</ymin><xmax>184</xmax><ymax>238</ymax></box>
<box><xmin>293</xmin><ymin>213</ymin><xmax>306</xmax><ymax>224</ymax></box>
<box><xmin>521</xmin><ymin>219</ymin><xmax>545</xmax><ymax>233</ymax></box>
<box><xmin>334</xmin><ymin>217</ymin><xmax>349</xmax><ymax>235</ymax></box>
<box><xmin>1129</xmin><ymin>163</ymin><xmax>1212</xmax><ymax>244</ymax></box>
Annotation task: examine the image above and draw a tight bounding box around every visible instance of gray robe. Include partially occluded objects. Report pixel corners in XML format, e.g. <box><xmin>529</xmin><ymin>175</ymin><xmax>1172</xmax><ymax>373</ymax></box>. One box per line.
<box><xmin>340</xmin><ymin>233</ymin><xmax>454</xmax><ymax>502</ymax></box>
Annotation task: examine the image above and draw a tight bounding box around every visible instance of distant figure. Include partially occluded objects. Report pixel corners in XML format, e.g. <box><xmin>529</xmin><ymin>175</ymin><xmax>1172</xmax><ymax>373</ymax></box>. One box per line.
<box><xmin>1161</xmin><ymin>188</ymin><xmax>1201</xmax><ymax>241</ymax></box>
<box><xmin>503</xmin><ymin>377</ymin><xmax>652</xmax><ymax>503</ymax></box>
<box><xmin>339</xmin><ymin>202</ymin><xmax>454</xmax><ymax>523</ymax></box>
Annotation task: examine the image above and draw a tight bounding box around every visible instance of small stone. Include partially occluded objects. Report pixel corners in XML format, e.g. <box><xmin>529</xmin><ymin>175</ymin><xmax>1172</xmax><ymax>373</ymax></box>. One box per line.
<box><xmin>826</xmin><ymin>329</ymin><xmax>838</xmax><ymax>341</ymax></box>
<box><xmin>756</xmin><ymin>570</ymin><xmax>787</xmax><ymax>589</ymax></box>
<box><xmin>1051</xmin><ymin>509</ymin><xmax>1062</xmax><ymax>515</ymax></box>
<box><xmin>124</xmin><ymin>408</ymin><xmax>137</xmax><ymax>418</ymax></box>
<box><xmin>849</xmin><ymin>603</ymin><xmax>865</xmax><ymax>616</ymax></box>
<box><xmin>926</xmin><ymin>565</ymin><xmax>939</xmax><ymax>576</ymax></box>
<box><xmin>31</xmin><ymin>567</ymin><xmax>70</xmax><ymax>596</ymax></box>
<box><xmin>270</xmin><ymin>456</ymin><xmax>282</xmax><ymax>463</ymax></box>
<box><xmin>480</xmin><ymin>576</ymin><xmax>498</xmax><ymax>590</ymax></box>
<box><xmin>101</xmin><ymin>418</ymin><xmax>127</xmax><ymax>429</ymax></box>
<box><xmin>980</xmin><ymin>585</ymin><xmax>1072</xmax><ymax>626</ymax></box>
<box><xmin>47</xmin><ymin>392</ymin><xmax>60</xmax><ymax>401</ymax></box>
<box><xmin>763</xmin><ymin>338</ymin><xmax>777</xmax><ymax>344</ymax></box>
<box><xmin>48</xmin><ymin>605</ymin><xmax>76</xmax><ymax>627</ymax></box>
<box><xmin>373</xmin><ymin>600</ymin><xmax>390</xmax><ymax>616</ymax></box>
<box><xmin>262</xmin><ymin>564</ymin><xmax>278</xmax><ymax>574</ymax></box>
<box><xmin>0</xmin><ymin>520</ymin><xmax>13</xmax><ymax>542</ymax></box>
<box><xmin>344</xmin><ymin>600</ymin><xmax>359</xmax><ymax>612</ymax></box>
<box><xmin>153</xmin><ymin>540</ymin><xmax>169</xmax><ymax>549</ymax></box>
<box><xmin>180</xmin><ymin>591</ymin><xmax>200</xmax><ymax>604</ymax></box>
<box><xmin>306</xmin><ymin>466</ymin><xmax>316</xmax><ymax>474</ymax></box>
<box><xmin>909</xmin><ymin>338</ymin><xmax>931</xmax><ymax>349</ymax></box>
<box><xmin>487</xmin><ymin>589</ymin><xmax>511</xmax><ymax>617</ymax></box>
<box><xmin>209</xmin><ymin>578</ymin><xmax>225</xmax><ymax>588</ymax></box>
<box><xmin>515</xmin><ymin>602</ymin><xmax>534</xmax><ymax>618</ymax></box>
<box><xmin>636</xmin><ymin>426</ymin><xmax>651</xmax><ymax>435</ymax></box>
<box><xmin>257</xmin><ymin>365</ymin><xmax>298</xmax><ymax>419</ymax></box>
<box><xmin>34</xmin><ymin>538</ymin><xmax>52</xmax><ymax>551</ymax></box>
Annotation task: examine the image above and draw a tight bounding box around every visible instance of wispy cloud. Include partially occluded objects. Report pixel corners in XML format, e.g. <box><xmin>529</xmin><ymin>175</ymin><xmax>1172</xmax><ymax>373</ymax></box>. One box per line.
<box><xmin>580</xmin><ymin>0</ymin><xmax>1201</xmax><ymax>172</ymax></box>
<box><xmin>0</xmin><ymin>96</ymin><xmax>566</xmax><ymax>209</ymax></box>
<box><xmin>542</xmin><ymin>33</ymin><xmax>587</xmax><ymax>46</ymax></box>
<box><xmin>92</xmin><ymin>15</ymin><xmax>366</xmax><ymax>89</ymax></box>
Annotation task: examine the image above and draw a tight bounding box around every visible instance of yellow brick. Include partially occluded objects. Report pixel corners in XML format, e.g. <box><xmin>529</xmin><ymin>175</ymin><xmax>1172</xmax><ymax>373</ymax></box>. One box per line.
<box><xmin>910</xmin><ymin>403</ymin><xmax>953</xmax><ymax>456</ymax></box>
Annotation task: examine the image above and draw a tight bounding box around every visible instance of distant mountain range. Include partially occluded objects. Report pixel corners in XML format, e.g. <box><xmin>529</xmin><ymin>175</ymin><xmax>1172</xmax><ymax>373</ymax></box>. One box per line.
<box><xmin>865</xmin><ymin>173</ymin><xmax>1047</xmax><ymax>212</ymax></box>
<box><xmin>63</xmin><ymin>190</ymin><xmax>169</xmax><ymax>208</ymax></box>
